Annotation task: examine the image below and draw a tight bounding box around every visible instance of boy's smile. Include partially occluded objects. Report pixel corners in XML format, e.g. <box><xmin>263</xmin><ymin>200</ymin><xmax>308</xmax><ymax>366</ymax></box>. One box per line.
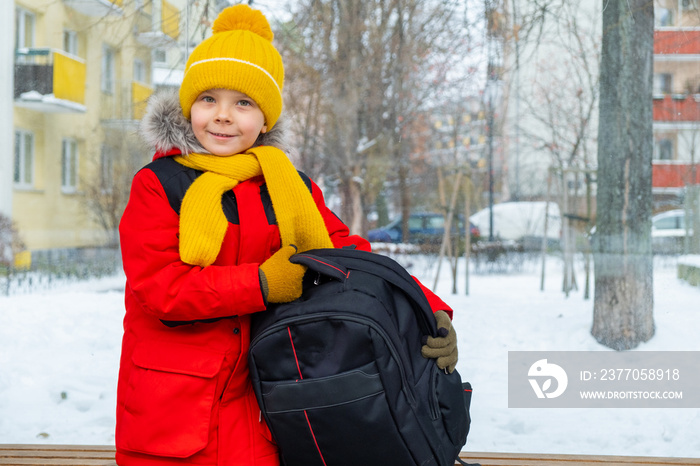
<box><xmin>190</xmin><ymin>88</ymin><xmax>267</xmax><ymax>156</ymax></box>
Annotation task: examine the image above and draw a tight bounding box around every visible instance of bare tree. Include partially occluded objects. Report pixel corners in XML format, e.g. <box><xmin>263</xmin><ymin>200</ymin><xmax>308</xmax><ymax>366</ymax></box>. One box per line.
<box><xmin>80</xmin><ymin>126</ymin><xmax>149</xmax><ymax>247</ymax></box>
<box><xmin>592</xmin><ymin>0</ymin><xmax>654</xmax><ymax>350</ymax></box>
<box><xmin>279</xmin><ymin>0</ymin><xmax>470</xmax><ymax>235</ymax></box>
<box><xmin>500</xmin><ymin>0</ymin><xmax>601</xmax><ymax>295</ymax></box>
<box><xmin>0</xmin><ymin>213</ymin><xmax>26</xmax><ymax>267</ymax></box>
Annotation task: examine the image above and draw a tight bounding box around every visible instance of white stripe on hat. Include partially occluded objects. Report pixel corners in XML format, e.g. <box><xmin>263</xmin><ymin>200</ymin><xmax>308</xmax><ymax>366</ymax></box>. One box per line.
<box><xmin>185</xmin><ymin>57</ymin><xmax>282</xmax><ymax>97</ymax></box>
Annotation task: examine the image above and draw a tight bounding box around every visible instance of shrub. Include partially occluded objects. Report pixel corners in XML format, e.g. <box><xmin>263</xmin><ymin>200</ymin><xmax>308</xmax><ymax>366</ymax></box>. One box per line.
<box><xmin>0</xmin><ymin>213</ymin><xmax>26</xmax><ymax>268</ymax></box>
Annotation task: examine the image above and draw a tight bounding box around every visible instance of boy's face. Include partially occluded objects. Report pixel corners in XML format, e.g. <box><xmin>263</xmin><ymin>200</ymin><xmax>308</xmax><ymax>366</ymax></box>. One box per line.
<box><xmin>190</xmin><ymin>88</ymin><xmax>267</xmax><ymax>156</ymax></box>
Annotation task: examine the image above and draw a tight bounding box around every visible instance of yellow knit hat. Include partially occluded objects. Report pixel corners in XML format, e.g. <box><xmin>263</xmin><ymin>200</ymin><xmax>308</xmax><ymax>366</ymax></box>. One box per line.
<box><xmin>179</xmin><ymin>5</ymin><xmax>284</xmax><ymax>129</ymax></box>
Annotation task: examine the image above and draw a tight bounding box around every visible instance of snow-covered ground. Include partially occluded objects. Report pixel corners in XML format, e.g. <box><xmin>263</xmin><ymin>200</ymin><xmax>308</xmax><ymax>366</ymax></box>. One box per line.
<box><xmin>1</xmin><ymin>253</ymin><xmax>699</xmax><ymax>459</ymax></box>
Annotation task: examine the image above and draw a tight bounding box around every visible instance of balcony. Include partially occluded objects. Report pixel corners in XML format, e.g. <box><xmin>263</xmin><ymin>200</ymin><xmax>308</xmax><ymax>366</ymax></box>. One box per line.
<box><xmin>100</xmin><ymin>80</ymin><xmax>153</xmax><ymax>127</ymax></box>
<box><xmin>152</xmin><ymin>64</ymin><xmax>184</xmax><ymax>88</ymax></box>
<box><xmin>136</xmin><ymin>0</ymin><xmax>180</xmax><ymax>48</ymax></box>
<box><xmin>132</xmin><ymin>81</ymin><xmax>153</xmax><ymax>119</ymax></box>
<box><xmin>654</xmin><ymin>30</ymin><xmax>700</xmax><ymax>55</ymax></box>
<box><xmin>653</xmin><ymin>161</ymin><xmax>700</xmax><ymax>191</ymax></box>
<box><xmin>653</xmin><ymin>94</ymin><xmax>700</xmax><ymax>122</ymax></box>
<box><xmin>63</xmin><ymin>0</ymin><xmax>123</xmax><ymax>17</ymax></box>
<box><xmin>14</xmin><ymin>48</ymin><xmax>87</xmax><ymax>113</ymax></box>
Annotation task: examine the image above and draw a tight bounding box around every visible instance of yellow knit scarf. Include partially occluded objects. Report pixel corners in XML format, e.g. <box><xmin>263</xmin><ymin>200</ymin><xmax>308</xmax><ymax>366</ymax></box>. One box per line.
<box><xmin>174</xmin><ymin>146</ymin><xmax>333</xmax><ymax>267</ymax></box>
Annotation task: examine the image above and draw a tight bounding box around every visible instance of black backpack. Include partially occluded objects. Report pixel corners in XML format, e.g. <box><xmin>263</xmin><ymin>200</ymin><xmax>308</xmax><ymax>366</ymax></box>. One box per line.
<box><xmin>248</xmin><ymin>248</ymin><xmax>472</xmax><ymax>466</ymax></box>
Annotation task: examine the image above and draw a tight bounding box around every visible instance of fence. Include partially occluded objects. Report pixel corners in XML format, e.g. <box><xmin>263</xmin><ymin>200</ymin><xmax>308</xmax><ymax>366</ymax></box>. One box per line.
<box><xmin>0</xmin><ymin>247</ymin><xmax>122</xmax><ymax>296</ymax></box>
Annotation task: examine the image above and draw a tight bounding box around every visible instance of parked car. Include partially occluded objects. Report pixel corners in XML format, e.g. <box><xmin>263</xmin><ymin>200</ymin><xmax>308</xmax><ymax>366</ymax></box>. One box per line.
<box><xmin>469</xmin><ymin>201</ymin><xmax>562</xmax><ymax>244</ymax></box>
<box><xmin>652</xmin><ymin>209</ymin><xmax>692</xmax><ymax>254</ymax></box>
<box><xmin>590</xmin><ymin>209</ymin><xmax>692</xmax><ymax>254</ymax></box>
<box><xmin>367</xmin><ymin>212</ymin><xmax>480</xmax><ymax>245</ymax></box>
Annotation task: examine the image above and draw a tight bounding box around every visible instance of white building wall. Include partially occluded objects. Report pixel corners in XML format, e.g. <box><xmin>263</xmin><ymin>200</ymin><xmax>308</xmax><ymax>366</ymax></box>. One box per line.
<box><xmin>502</xmin><ymin>0</ymin><xmax>601</xmax><ymax>200</ymax></box>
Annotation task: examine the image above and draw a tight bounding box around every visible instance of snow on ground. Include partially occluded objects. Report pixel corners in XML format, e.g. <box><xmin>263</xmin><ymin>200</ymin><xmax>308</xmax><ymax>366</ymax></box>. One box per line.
<box><xmin>0</xmin><ymin>253</ymin><xmax>699</xmax><ymax>459</ymax></box>
<box><xmin>429</xmin><ymin>254</ymin><xmax>700</xmax><ymax>459</ymax></box>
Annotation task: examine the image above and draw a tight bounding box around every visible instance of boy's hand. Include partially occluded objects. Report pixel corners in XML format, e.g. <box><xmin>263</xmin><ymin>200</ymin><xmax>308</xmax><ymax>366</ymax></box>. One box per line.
<box><xmin>421</xmin><ymin>310</ymin><xmax>458</xmax><ymax>373</ymax></box>
<box><xmin>259</xmin><ymin>245</ymin><xmax>307</xmax><ymax>303</ymax></box>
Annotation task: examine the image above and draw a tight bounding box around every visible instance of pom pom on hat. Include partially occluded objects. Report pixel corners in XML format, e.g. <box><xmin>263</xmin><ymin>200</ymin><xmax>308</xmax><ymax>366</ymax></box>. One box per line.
<box><xmin>179</xmin><ymin>4</ymin><xmax>284</xmax><ymax>129</ymax></box>
<box><xmin>212</xmin><ymin>5</ymin><xmax>273</xmax><ymax>41</ymax></box>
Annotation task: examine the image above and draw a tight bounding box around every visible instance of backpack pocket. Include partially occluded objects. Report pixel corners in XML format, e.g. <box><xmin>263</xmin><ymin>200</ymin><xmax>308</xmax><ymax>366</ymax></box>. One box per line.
<box><xmin>259</xmin><ymin>361</ymin><xmax>415</xmax><ymax>466</ymax></box>
<box><xmin>430</xmin><ymin>365</ymin><xmax>472</xmax><ymax>452</ymax></box>
<box><xmin>117</xmin><ymin>341</ymin><xmax>225</xmax><ymax>458</ymax></box>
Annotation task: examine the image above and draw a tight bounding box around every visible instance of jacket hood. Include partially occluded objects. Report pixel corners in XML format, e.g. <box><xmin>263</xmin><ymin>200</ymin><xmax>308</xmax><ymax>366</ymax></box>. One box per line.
<box><xmin>139</xmin><ymin>89</ymin><xmax>289</xmax><ymax>156</ymax></box>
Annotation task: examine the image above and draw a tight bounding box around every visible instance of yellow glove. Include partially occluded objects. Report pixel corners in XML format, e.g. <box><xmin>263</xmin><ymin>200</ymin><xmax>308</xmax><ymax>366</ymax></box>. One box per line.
<box><xmin>421</xmin><ymin>310</ymin><xmax>458</xmax><ymax>373</ymax></box>
<box><xmin>259</xmin><ymin>245</ymin><xmax>307</xmax><ymax>303</ymax></box>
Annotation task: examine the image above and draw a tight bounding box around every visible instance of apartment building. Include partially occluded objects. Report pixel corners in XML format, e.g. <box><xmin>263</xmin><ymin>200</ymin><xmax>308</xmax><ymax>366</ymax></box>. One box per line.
<box><xmin>499</xmin><ymin>0</ymin><xmax>698</xmax><ymax>211</ymax></box>
<box><xmin>651</xmin><ymin>0</ymin><xmax>700</xmax><ymax>207</ymax></box>
<box><xmin>7</xmin><ymin>0</ymin><xmax>181</xmax><ymax>255</ymax></box>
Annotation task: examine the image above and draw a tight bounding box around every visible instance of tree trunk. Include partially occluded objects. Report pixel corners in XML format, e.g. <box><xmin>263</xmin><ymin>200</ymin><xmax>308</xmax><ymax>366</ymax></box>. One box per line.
<box><xmin>592</xmin><ymin>0</ymin><xmax>654</xmax><ymax>350</ymax></box>
<box><xmin>348</xmin><ymin>164</ymin><xmax>364</xmax><ymax>235</ymax></box>
<box><xmin>399</xmin><ymin>163</ymin><xmax>410</xmax><ymax>243</ymax></box>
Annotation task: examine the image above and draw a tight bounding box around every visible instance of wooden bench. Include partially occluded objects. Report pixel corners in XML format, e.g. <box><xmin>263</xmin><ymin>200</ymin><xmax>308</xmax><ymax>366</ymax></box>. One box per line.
<box><xmin>1</xmin><ymin>445</ymin><xmax>698</xmax><ymax>465</ymax></box>
<box><xmin>460</xmin><ymin>452</ymin><xmax>700</xmax><ymax>465</ymax></box>
<box><xmin>0</xmin><ymin>445</ymin><xmax>115</xmax><ymax>465</ymax></box>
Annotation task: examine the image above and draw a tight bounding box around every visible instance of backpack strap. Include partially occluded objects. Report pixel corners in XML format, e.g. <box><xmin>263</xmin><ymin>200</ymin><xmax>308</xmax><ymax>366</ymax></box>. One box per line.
<box><xmin>455</xmin><ymin>459</ymin><xmax>481</xmax><ymax>466</ymax></box>
<box><xmin>290</xmin><ymin>252</ymin><xmax>349</xmax><ymax>282</ymax></box>
<box><xmin>291</xmin><ymin>248</ymin><xmax>437</xmax><ymax>336</ymax></box>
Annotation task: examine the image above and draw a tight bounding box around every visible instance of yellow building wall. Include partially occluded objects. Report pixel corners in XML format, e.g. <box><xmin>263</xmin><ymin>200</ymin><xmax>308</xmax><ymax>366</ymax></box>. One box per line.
<box><xmin>12</xmin><ymin>0</ymin><xmax>155</xmax><ymax>251</ymax></box>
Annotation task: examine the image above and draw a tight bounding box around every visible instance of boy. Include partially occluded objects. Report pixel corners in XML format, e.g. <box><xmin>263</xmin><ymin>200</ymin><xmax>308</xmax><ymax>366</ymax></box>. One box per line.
<box><xmin>116</xmin><ymin>5</ymin><xmax>457</xmax><ymax>465</ymax></box>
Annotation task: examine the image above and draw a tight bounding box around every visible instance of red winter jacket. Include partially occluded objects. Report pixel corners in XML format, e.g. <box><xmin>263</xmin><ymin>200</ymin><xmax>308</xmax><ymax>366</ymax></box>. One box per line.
<box><xmin>116</xmin><ymin>93</ymin><xmax>451</xmax><ymax>466</ymax></box>
<box><xmin>116</xmin><ymin>154</ymin><xmax>451</xmax><ymax>466</ymax></box>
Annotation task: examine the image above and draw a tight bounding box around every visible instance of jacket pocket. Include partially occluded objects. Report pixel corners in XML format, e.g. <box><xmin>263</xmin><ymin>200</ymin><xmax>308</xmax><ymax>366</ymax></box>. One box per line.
<box><xmin>117</xmin><ymin>340</ymin><xmax>225</xmax><ymax>458</ymax></box>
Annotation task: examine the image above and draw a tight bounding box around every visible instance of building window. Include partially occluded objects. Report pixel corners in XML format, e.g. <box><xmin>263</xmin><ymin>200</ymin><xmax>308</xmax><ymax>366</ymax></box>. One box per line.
<box><xmin>14</xmin><ymin>130</ymin><xmax>34</xmax><ymax>188</ymax></box>
<box><xmin>655</xmin><ymin>8</ymin><xmax>673</xmax><ymax>27</ymax></box>
<box><xmin>101</xmin><ymin>45</ymin><xmax>116</xmax><ymax>94</ymax></box>
<box><xmin>62</xmin><ymin>139</ymin><xmax>79</xmax><ymax>192</ymax></box>
<box><xmin>654</xmin><ymin>137</ymin><xmax>674</xmax><ymax>161</ymax></box>
<box><xmin>681</xmin><ymin>0</ymin><xmax>698</xmax><ymax>11</ymax></box>
<box><xmin>153</xmin><ymin>48</ymin><xmax>167</xmax><ymax>65</ymax></box>
<box><xmin>134</xmin><ymin>59</ymin><xmax>146</xmax><ymax>83</ymax></box>
<box><xmin>15</xmin><ymin>7</ymin><xmax>35</xmax><ymax>50</ymax></box>
<box><xmin>63</xmin><ymin>30</ymin><xmax>78</xmax><ymax>56</ymax></box>
<box><xmin>653</xmin><ymin>73</ymin><xmax>672</xmax><ymax>95</ymax></box>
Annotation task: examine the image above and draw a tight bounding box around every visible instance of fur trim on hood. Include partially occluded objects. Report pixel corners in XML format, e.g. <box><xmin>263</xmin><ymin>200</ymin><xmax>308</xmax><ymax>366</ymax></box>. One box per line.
<box><xmin>139</xmin><ymin>89</ymin><xmax>289</xmax><ymax>155</ymax></box>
